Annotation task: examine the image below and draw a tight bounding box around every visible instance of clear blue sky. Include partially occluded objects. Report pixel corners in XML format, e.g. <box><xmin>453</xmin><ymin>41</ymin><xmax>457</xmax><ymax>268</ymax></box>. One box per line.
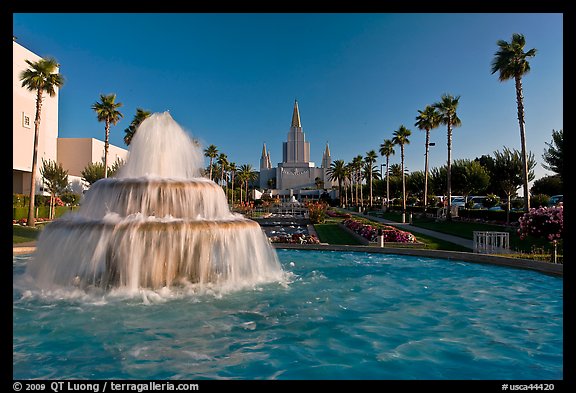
<box><xmin>13</xmin><ymin>13</ymin><xmax>563</xmax><ymax>186</ymax></box>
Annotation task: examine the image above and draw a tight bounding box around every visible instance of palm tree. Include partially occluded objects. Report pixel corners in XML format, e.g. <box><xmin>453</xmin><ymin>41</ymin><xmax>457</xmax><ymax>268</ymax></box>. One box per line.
<box><xmin>204</xmin><ymin>144</ymin><xmax>218</xmax><ymax>181</ymax></box>
<box><xmin>228</xmin><ymin>162</ymin><xmax>237</xmax><ymax>206</ymax></box>
<box><xmin>92</xmin><ymin>93</ymin><xmax>123</xmax><ymax>178</ymax></box>
<box><xmin>19</xmin><ymin>57</ymin><xmax>64</xmax><ymax>227</ymax></box>
<box><xmin>217</xmin><ymin>153</ymin><xmax>228</xmax><ymax>187</ymax></box>
<box><xmin>352</xmin><ymin>155</ymin><xmax>364</xmax><ymax>205</ymax></box>
<box><xmin>123</xmin><ymin>108</ymin><xmax>151</xmax><ymax>145</ymax></box>
<box><xmin>238</xmin><ymin>164</ymin><xmax>257</xmax><ymax>204</ymax></box>
<box><xmin>379</xmin><ymin>139</ymin><xmax>395</xmax><ymax>209</ymax></box>
<box><xmin>326</xmin><ymin>159</ymin><xmax>347</xmax><ymax>206</ymax></box>
<box><xmin>491</xmin><ymin>33</ymin><xmax>537</xmax><ymax>212</ymax></box>
<box><xmin>364</xmin><ymin>150</ymin><xmax>378</xmax><ymax>207</ymax></box>
<box><xmin>415</xmin><ymin>105</ymin><xmax>441</xmax><ymax>210</ymax></box>
<box><xmin>433</xmin><ymin>94</ymin><xmax>462</xmax><ymax>221</ymax></box>
<box><xmin>392</xmin><ymin>125</ymin><xmax>411</xmax><ymax>222</ymax></box>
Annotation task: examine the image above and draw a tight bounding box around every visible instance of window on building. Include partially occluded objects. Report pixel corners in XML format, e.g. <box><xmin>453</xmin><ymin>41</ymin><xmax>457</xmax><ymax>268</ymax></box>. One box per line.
<box><xmin>22</xmin><ymin>112</ymin><xmax>31</xmax><ymax>129</ymax></box>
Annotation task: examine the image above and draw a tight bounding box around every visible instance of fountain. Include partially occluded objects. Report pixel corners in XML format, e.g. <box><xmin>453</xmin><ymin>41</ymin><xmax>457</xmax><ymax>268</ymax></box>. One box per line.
<box><xmin>25</xmin><ymin>112</ymin><xmax>284</xmax><ymax>292</ymax></box>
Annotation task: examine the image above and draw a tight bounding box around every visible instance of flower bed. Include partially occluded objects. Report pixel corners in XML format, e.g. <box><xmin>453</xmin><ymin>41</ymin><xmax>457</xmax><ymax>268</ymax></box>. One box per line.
<box><xmin>342</xmin><ymin>218</ymin><xmax>417</xmax><ymax>243</ymax></box>
<box><xmin>326</xmin><ymin>209</ymin><xmax>351</xmax><ymax>219</ymax></box>
<box><xmin>269</xmin><ymin>233</ymin><xmax>321</xmax><ymax>244</ymax></box>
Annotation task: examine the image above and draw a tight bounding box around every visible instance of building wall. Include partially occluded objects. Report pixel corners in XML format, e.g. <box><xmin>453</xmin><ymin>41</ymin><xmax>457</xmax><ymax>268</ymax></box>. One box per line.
<box><xmin>13</xmin><ymin>40</ymin><xmax>59</xmax><ymax>194</ymax></box>
<box><xmin>57</xmin><ymin>138</ymin><xmax>128</xmax><ymax>178</ymax></box>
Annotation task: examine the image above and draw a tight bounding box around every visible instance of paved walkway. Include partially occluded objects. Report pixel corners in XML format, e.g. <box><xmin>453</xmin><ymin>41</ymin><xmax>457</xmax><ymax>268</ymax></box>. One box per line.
<box><xmin>346</xmin><ymin>211</ymin><xmax>474</xmax><ymax>250</ymax></box>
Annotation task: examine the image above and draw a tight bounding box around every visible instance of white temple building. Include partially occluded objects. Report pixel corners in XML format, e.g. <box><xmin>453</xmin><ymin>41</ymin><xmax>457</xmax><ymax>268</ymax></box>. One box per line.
<box><xmin>258</xmin><ymin>100</ymin><xmax>336</xmax><ymax>200</ymax></box>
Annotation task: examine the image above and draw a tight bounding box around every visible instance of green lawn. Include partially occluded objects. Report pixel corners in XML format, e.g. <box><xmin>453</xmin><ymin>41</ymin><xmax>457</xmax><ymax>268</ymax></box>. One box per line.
<box><xmin>13</xmin><ymin>225</ymin><xmax>42</xmax><ymax>243</ymax></box>
<box><xmin>314</xmin><ymin>223</ymin><xmax>363</xmax><ymax>245</ymax></box>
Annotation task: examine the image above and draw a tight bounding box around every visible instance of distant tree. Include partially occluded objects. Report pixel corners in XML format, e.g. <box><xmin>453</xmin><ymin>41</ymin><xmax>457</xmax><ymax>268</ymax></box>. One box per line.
<box><xmin>81</xmin><ymin>162</ymin><xmax>105</xmax><ymax>186</ymax></box>
<box><xmin>92</xmin><ymin>93</ymin><xmax>123</xmax><ymax>178</ymax></box>
<box><xmin>217</xmin><ymin>153</ymin><xmax>228</xmax><ymax>187</ymax></box>
<box><xmin>450</xmin><ymin>159</ymin><xmax>490</xmax><ymax>199</ymax></box>
<box><xmin>108</xmin><ymin>158</ymin><xmax>125</xmax><ymax>177</ymax></box>
<box><xmin>81</xmin><ymin>158</ymin><xmax>124</xmax><ymax>187</ymax></box>
<box><xmin>379</xmin><ymin>139</ymin><xmax>395</xmax><ymax>208</ymax></box>
<box><xmin>228</xmin><ymin>162</ymin><xmax>236</xmax><ymax>206</ymax></box>
<box><xmin>364</xmin><ymin>150</ymin><xmax>378</xmax><ymax>207</ymax></box>
<box><xmin>20</xmin><ymin>57</ymin><xmax>65</xmax><ymax>226</ymax></box>
<box><xmin>542</xmin><ymin>129</ymin><xmax>563</xmax><ymax>182</ymax></box>
<box><xmin>491</xmin><ymin>33</ymin><xmax>537</xmax><ymax>212</ymax></box>
<box><xmin>531</xmin><ymin>175</ymin><xmax>563</xmax><ymax>197</ymax></box>
<box><xmin>327</xmin><ymin>159</ymin><xmax>347</xmax><ymax>206</ymax></box>
<box><xmin>415</xmin><ymin>105</ymin><xmax>441</xmax><ymax>208</ymax></box>
<box><xmin>392</xmin><ymin>125</ymin><xmax>411</xmax><ymax>220</ymax></box>
<box><xmin>352</xmin><ymin>155</ymin><xmax>364</xmax><ymax>206</ymax></box>
<box><xmin>406</xmin><ymin>171</ymin><xmax>425</xmax><ymax>202</ymax></box>
<box><xmin>492</xmin><ymin>147</ymin><xmax>536</xmax><ymax>224</ymax></box>
<box><xmin>238</xmin><ymin>164</ymin><xmax>257</xmax><ymax>204</ymax></box>
<box><xmin>204</xmin><ymin>144</ymin><xmax>218</xmax><ymax>181</ymax></box>
<box><xmin>314</xmin><ymin>176</ymin><xmax>324</xmax><ymax>190</ymax></box>
<box><xmin>40</xmin><ymin>158</ymin><xmax>69</xmax><ymax>219</ymax></box>
<box><xmin>429</xmin><ymin>166</ymin><xmax>447</xmax><ymax>197</ymax></box>
<box><xmin>123</xmin><ymin>108</ymin><xmax>151</xmax><ymax>145</ymax></box>
<box><xmin>433</xmin><ymin>93</ymin><xmax>462</xmax><ymax>220</ymax></box>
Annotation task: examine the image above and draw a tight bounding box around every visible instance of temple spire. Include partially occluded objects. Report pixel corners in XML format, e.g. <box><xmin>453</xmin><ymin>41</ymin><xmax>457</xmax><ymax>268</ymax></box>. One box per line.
<box><xmin>261</xmin><ymin>143</ymin><xmax>268</xmax><ymax>157</ymax></box>
<box><xmin>291</xmin><ymin>99</ymin><xmax>301</xmax><ymax>128</ymax></box>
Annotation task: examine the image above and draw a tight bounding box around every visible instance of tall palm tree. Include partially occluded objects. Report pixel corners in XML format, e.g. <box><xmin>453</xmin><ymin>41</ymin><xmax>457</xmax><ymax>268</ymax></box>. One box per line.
<box><xmin>20</xmin><ymin>57</ymin><xmax>65</xmax><ymax>227</ymax></box>
<box><xmin>92</xmin><ymin>93</ymin><xmax>123</xmax><ymax>178</ymax></box>
<box><xmin>204</xmin><ymin>144</ymin><xmax>218</xmax><ymax>181</ymax></box>
<box><xmin>238</xmin><ymin>164</ymin><xmax>257</xmax><ymax>204</ymax></box>
<box><xmin>392</xmin><ymin>125</ymin><xmax>411</xmax><ymax>221</ymax></box>
<box><xmin>415</xmin><ymin>105</ymin><xmax>441</xmax><ymax>210</ymax></box>
<box><xmin>352</xmin><ymin>155</ymin><xmax>364</xmax><ymax>205</ymax></box>
<box><xmin>433</xmin><ymin>94</ymin><xmax>462</xmax><ymax>221</ymax></box>
<box><xmin>327</xmin><ymin>159</ymin><xmax>347</xmax><ymax>207</ymax></box>
<box><xmin>491</xmin><ymin>33</ymin><xmax>537</xmax><ymax>212</ymax></box>
<box><xmin>364</xmin><ymin>150</ymin><xmax>378</xmax><ymax>207</ymax></box>
<box><xmin>123</xmin><ymin>108</ymin><xmax>151</xmax><ymax>145</ymax></box>
<box><xmin>228</xmin><ymin>162</ymin><xmax>236</xmax><ymax>206</ymax></box>
<box><xmin>217</xmin><ymin>153</ymin><xmax>228</xmax><ymax>187</ymax></box>
<box><xmin>379</xmin><ymin>139</ymin><xmax>395</xmax><ymax>209</ymax></box>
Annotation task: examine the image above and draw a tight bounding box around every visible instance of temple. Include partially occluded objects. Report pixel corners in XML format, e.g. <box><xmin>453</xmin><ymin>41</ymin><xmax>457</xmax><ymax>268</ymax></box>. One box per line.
<box><xmin>258</xmin><ymin>100</ymin><xmax>336</xmax><ymax>200</ymax></box>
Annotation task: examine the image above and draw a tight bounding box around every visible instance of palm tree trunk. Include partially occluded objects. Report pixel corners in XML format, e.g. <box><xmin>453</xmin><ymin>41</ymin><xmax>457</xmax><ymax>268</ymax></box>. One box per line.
<box><xmin>386</xmin><ymin>157</ymin><xmax>390</xmax><ymax>209</ymax></box>
<box><xmin>424</xmin><ymin>129</ymin><xmax>430</xmax><ymax>210</ymax></box>
<box><xmin>401</xmin><ymin>147</ymin><xmax>406</xmax><ymax>218</ymax></box>
<box><xmin>515</xmin><ymin>75</ymin><xmax>530</xmax><ymax>212</ymax></box>
<box><xmin>104</xmin><ymin>120</ymin><xmax>110</xmax><ymax>178</ymax></box>
<box><xmin>27</xmin><ymin>90</ymin><xmax>43</xmax><ymax>227</ymax></box>
<box><xmin>360</xmin><ymin>178</ymin><xmax>364</xmax><ymax>207</ymax></box>
<box><xmin>369</xmin><ymin>172</ymin><xmax>373</xmax><ymax>207</ymax></box>
<box><xmin>446</xmin><ymin>123</ymin><xmax>453</xmax><ymax>221</ymax></box>
<box><xmin>231</xmin><ymin>173</ymin><xmax>235</xmax><ymax>206</ymax></box>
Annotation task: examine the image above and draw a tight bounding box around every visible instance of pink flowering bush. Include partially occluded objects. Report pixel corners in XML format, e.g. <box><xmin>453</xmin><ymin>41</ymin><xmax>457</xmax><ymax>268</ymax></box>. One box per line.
<box><xmin>342</xmin><ymin>218</ymin><xmax>416</xmax><ymax>243</ymax></box>
<box><xmin>518</xmin><ymin>206</ymin><xmax>563</xmax><ymax>241</ymax></box>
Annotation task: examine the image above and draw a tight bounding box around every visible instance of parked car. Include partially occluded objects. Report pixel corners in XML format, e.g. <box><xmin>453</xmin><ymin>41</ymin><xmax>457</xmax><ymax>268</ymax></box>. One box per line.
<box><xmin>451</xmin><ymin>196</ymin><xmax>466</xmax><ymax>208</ymax></box>
<box><xmin>468</xmin><ymin>196</ymin><xmax>487</xmax><ymax>209</ymax></box>
<box><xmin>549</xmin><ymin>195</ymin><xmax>563</xmax><ymax>206</ymax></box>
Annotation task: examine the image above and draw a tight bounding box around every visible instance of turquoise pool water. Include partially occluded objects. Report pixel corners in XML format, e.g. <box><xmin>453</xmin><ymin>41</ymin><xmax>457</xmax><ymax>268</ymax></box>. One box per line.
<box><xmin>13</xmin><ymin>249</ymin><xmax>563</xmax><ymax>380</ymax></box>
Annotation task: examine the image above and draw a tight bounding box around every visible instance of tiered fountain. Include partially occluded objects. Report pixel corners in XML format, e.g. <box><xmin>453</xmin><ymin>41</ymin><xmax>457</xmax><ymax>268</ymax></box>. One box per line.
<box><xmin>25</xmin><ymin>112</ymin><xmax>284</xmax><ymax>291</ymax></box>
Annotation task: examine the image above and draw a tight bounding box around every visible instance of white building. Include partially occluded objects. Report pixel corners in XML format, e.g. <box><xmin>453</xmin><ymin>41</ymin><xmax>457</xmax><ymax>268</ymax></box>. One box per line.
<box><xmin>13</xmin><ymin>39</ymin><xmax>127</xmax><ymax>195</ymax></box>
<box><xmin>259</xmin><ymin>100</ymin><xmax>336</xmax><ymax>199</ymax></box>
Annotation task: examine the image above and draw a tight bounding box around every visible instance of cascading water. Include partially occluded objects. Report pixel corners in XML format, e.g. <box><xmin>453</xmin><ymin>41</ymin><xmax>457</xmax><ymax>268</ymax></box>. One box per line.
<box><xmin>25</xmin><ymin>112</ymin><xmax>284</xmax><ymax>292</ymax></box>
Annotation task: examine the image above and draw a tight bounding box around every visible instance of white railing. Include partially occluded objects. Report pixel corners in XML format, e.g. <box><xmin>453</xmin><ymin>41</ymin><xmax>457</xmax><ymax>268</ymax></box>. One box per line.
<box><xmin>473</xmin><ymin>231</ymin><xmax>510</xmax><ymax>254</ymax></box>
